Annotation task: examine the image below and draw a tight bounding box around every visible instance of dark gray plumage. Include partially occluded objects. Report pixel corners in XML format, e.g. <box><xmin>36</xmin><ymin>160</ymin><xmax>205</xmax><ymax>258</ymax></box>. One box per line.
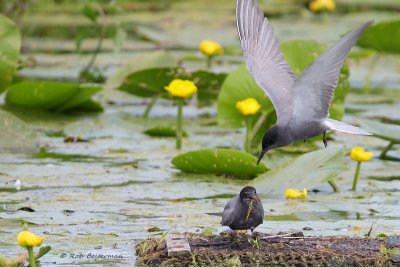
<box><xmin>236</xmin><ymin>0</ymin><xmax>372</xmax><ymax>164</ymax></box>
<box><xmin>221</xmin><ymin>186</ymin><xmax>264</xmax><ymax>232</ymax></box>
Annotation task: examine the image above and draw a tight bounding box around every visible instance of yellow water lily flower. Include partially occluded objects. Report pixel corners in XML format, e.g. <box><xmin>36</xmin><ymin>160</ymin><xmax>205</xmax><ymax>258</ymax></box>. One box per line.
<box><xmin>236</xmin><ymin>98</ymin><xmax>261</xmax><ymax>116</ymax></box>
<box><xmin>17</xmin><ymin>231</ymin><xmax>44</xmax><ymax>247</ymax></box>
<box><xmin>165</xmin><ymin>79</ymin><xmax>198</xmax><ymax>99</ymax></box>
<box><xmin>199</xmin><ymin>40</ymin><xmax>224</xmax><ymax>57</ymax></box>
<box><xmin>285</xmin><ymin>188</ymin><xmax>307</xmax><ymax>199</ymax></box>
<box><xmin>309</xmin><ymin>0</ymin><xmax>336</xmax><ymax>12</ymax></box>
<box><xmin>350</xmin><ymin>147</ymin><xmax>373</xmax><ymax>162</ymax></box>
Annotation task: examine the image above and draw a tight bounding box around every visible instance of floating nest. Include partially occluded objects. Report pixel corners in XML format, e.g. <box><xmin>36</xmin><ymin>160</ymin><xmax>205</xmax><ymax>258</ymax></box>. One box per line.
<box><xmin>136</xmin><ymin>232</ymin><xmax>400</xmax><ymax>266</ymax></box>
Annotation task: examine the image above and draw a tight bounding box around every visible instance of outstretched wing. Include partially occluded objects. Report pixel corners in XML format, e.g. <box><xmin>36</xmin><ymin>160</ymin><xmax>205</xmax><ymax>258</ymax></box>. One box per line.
<box><xmin>237</xmin><ymin>0</ymin><xmax>296</xmax><ymax>126</ymax></box>
<box><xmin>290</xmin><ymin>21</ymin><xmax>373</xmax><ymax>127</ymax></box>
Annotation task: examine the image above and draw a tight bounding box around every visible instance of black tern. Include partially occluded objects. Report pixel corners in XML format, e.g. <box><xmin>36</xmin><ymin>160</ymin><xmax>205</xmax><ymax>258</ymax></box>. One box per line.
<box><xmin>236</xmin><ymin>0</ymin><xmax>372</xmax><ymax>164</ymax></box>
<box><xmin>221</xmin><ymin>186</ymin><xmax>264</xmax><ymax>233</ymax></box>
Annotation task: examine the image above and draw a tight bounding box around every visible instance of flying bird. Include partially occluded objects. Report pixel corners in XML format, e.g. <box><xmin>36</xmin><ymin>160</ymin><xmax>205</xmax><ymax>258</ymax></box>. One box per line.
<box><xmin>221</xmin><ymin>186</ymin><xmax>264</xmax><ymax>233</ymax></box>
<box><xmin>236</xmin><ymin>0</ymin><xmax>372</xmax><ymax>164</ymax></box>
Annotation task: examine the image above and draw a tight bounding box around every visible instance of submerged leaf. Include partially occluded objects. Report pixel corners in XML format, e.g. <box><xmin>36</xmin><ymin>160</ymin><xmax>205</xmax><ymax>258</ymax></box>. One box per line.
<box><xmin>253</xmin><ymin>147</ymin><xmax>346</xmax><ymax>197</ymax></box>
<box><xmin>171</xmin><ymin>149</ymin><xmax>268</xmax><ymax>178</ymax></box>
<box><xmin>0</xmin><ymin>110</ymin><xmax>39</xmax><ymax>153</ymax></box>
<box><xmin>360</xmin><ymin>120</ymin><xmax>400</xmax><ymax>143</ymax></box>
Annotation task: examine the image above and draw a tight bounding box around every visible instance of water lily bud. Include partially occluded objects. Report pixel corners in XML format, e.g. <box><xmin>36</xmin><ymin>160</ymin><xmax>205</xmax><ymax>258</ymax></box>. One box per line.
<box><xmin>199</xmin><ymin>40</ymin><xmax>224</xmax><ymax>57</ymax></box>
<box><xmin>350</xmin><ymin>147</ymin><xmax>373</xmax><ymax>162</ymax></box>
<box><xmin>236</xmin><ymin>98</ymin><xmax>261</xmax><ymax>116</ymax></box>
<box><xmin>165</xmin><ymin>79</ymin><xmax>198</xmax><ymax>99</ymax></box>
<box><xmin>17</xmin><ymin>231</ymin><xmax>44</xmax><ymax>247</ymax></box>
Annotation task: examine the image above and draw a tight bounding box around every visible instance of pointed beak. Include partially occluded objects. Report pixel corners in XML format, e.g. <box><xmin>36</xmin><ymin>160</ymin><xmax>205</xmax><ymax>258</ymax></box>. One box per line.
<box><xmin>257</xmin><ymin>149</ymin><xmax>268</xmax><ymax>165</ymax></box>
<box><xmin>249</xmin><ymin>192</ymin><xmax>260</xmax><ymax>203</ymax></box>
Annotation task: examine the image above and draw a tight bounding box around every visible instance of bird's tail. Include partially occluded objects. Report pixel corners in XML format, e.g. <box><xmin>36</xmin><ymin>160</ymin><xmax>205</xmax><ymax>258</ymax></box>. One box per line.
<box><xmin>326</xmin><ymin>119</ymin><xmax>372</xmax><ymax>135</ymax></box>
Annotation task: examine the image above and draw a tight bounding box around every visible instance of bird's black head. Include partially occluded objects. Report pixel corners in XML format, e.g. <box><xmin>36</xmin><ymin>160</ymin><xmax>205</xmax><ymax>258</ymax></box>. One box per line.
<box><xmin>257</xmin><ymin>126</ymin><xmax>279</xmax><ymax>164</ymax></box>
<box><xmin>239</xmin><ymin>186</ymin><xmax>258</xmax><ymax>202</ymax></box>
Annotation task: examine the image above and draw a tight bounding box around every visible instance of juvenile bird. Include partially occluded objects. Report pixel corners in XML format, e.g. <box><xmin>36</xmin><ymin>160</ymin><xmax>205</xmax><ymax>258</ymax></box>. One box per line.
<box><xmin>221</xmin><ymin>186</ymin><xmax>264</xmax><ymax>233</ymax></box>
<box><xmin>236</xmin><ymin>0</ymin><xmax>372</xmax><ymax>164</ymax></box>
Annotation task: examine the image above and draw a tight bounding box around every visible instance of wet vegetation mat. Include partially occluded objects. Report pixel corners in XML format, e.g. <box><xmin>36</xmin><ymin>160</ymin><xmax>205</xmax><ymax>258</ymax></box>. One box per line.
<box><xmin>136</xmin><ymin>232</ymin><xmax>400</xmax><ymax>266</ymax></box>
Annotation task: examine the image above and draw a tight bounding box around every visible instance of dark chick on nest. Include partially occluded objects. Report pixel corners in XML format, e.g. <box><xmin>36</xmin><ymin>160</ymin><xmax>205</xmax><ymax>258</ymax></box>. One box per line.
<box><xmin>221</xmin><ymin>186</ymin><xmax>264</xmax><ymax>233</ymax></box>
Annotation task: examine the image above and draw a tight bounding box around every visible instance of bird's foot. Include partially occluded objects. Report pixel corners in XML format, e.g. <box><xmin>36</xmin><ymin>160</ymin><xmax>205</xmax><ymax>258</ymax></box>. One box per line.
<box><xmin>237</xmin><ymin>230</ymin><xmax>248</xmax><ymax>236</ymax></box>
<box><xmin>323</xmin><ymin>131</ymin><xmax>328</xmax><ymax>148</ymax></box>
<box><xmin>304</xmin><ymin>140</ymin><xmax>306</xmax><ymax>143</ymax></box>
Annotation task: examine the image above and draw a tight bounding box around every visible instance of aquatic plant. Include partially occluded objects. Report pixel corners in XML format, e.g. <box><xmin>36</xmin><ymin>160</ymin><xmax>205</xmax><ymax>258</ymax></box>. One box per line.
<box><xmin>350</xmin><ymin>147</ymin><xmax>373</xmax><ymax>191</ymax></box>
<box><xmin>0</xmin><ymin>15</ymin><xmax>20</xmax><ymax>94</ymax></box>
<box><xmin>0</xmin><ymin>223</ymin><xmax>51</xmax><ymax>267</ymax></box>
<box><xmin>199</xmin><ymin>40</ymin><xmax>224</xmax><ymax>69</ymax></box>
<box><xmin>165</xmin><ymin>79</ymin><xmax>197</xmax><ymax>149</ymax></box>
<box><xmin>236</xmin><ymin>98</ymin><xmax>261</xmax><ymax>153</ymax></box>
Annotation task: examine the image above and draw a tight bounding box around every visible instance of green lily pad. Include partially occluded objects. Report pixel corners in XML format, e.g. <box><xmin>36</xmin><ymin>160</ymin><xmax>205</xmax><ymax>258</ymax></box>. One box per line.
<box><xmin>253</xmin><ymin>147</ymin><xmax>347</xmax><ymax>197</ymax></box>
<box><xmin>171</xmin><ymin>148</ymin><xmax>268</xmax><ymax>178</ymax></box>
<box><xmin>357</xmin><ymin>20</ymin><xmax>400</xmax><ymax>54</ymax></box>
<box><xmin>118</xmin><ymin>67</ymin><xmax>188</xmax><ymax>98</ymax></box>
<box><xmin>0</xmin><ymin>15</ymin><xmax>21</xmax><ymax>94</ymax></box>
<box><xmin>105</xmin><ymin>51</ymin><xmax>177</xmax><ymax>91</ymax></box>
<box><xmin>191</xmin><ymin>71</ymin><xmax>227</xmax><ymax>107</ymax></box>
<box><xmin>360</xmin><ymin>120</ymin><xmax>400</xmax><ymax>143</ymax></box>
<box><xmin>5</xmin><ymin>81</ymin><xmax>102</xmax><ymax>113</ymax></box>
<box><xmin>144</xmin><ymin>126</ymin><xmax>188</xmax><ymax>137</ymax></box>
<box><xmin>118</xmin><ymin>68</ymin><xmax>227</xmax><ymax>107</ymax></box>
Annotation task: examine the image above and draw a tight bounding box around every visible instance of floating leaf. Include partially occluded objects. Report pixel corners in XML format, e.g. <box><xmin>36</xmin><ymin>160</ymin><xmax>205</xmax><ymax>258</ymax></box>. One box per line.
<box><xmin>360</xmin><ymin>120</ymin><xmax>400</xmax><ymax>143</ymax></box>
<box><xmin>119</xmin><ymin>67</ymin><xmax>188</xmax><ymax>98</ymax></box>
<box><xmin>172</xmin><ymin>149</ymin><xmax>268</xmax><ymax>178</ymax></box>
<box><xmin>191</xmin><ymin>71</ymin><xmax>227</xmax><ymax>107</ymax></box>
<box><xmin>5</xmin><ymin>81</ymin><xmax>102</xmax><ymax>113</ymax></box>
<box><xmin>253</xmin><ymin>147</ymin><xmax>346</xmax><ymax>197</ymax></box>
<box><xmin>357</xmin><ymin>20</ymin><xmax>400</xmax><ymax>54</ymax></box>
<box><xmin>144</xmin><ymin>126</ymin><xmax>187</xmax><ymax>137</ymax></box>
<box><xmin>0</xmin><ymin>15</ymin><xmax>21</xmax><ymax>94</ymax></box>
<box><xmin>119</xmin><ymin>67</ymin><xmax>226</xmax><ymax>107</ymax></box>
<box><xmin>105</xmin><ymin>51</ymin><xmax>177</xmax><ymax>90</ymax></box>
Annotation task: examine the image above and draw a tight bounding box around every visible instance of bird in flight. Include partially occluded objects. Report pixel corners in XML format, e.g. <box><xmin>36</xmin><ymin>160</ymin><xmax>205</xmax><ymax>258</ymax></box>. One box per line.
<box><xmin>236</xmin><ymin>0</ymin><xmax>372</xmax><ymax>164</ymax></box>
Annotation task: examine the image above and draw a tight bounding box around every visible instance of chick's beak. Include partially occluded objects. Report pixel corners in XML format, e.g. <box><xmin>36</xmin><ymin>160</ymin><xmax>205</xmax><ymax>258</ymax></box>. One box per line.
<box><xmin>257</xmin><ymin>149</ymin><xmax>268</xmax><ymax>165</ymax></box>
<box><xmin>249</xmin><ymin>192</ymin><xmax>260</xmax><ymax>203</ymax></box>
